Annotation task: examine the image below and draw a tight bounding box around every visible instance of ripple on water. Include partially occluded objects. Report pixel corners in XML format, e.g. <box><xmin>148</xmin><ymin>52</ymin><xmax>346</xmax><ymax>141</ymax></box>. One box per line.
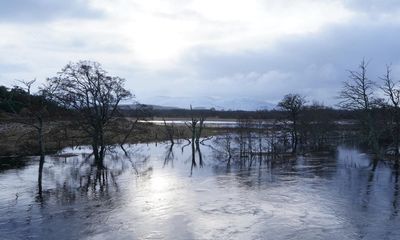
<box><xmin>1</xmin><ymin>143</ymin><xmax>400</xmax><ymax>239</ymax></box>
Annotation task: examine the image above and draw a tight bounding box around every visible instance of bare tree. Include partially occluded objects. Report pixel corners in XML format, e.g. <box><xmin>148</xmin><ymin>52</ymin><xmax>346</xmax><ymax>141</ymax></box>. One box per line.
<box><xmin>196</xmin><ymin>116</ymin><xmax>205</xmax><ymax>144</ymax></box>
<box><xmin>214</xmin><ymin>133</ymin><xmax>233</xmax><ymax>165</ymax></box>
<box><xmin>163</xmin><ymin>118</ymin><xmax>175</xmax><ymax>145</ymax></box>
<box><xmin>380</xmin><ymin>64</ymin><xmax>400</xmax><ymax>158</ymax></box>
<box><xmin>236</xmin><ymin>117</ymin><xmax>253</xmax><ymax>158</ymax></box>
<box><xmin>183</xmin><ymin>105</ymin><xmax>207</xmax><ymax>173</ymax></box>
<box><xmin>184</xmin><ymin>105</ymin><xmax>206</xmax><ymax>143</ymax></box>
<box><xmin>339</xmin><ymin>59</ymin><xmax>378</xmax><ymax>150</ymax></box>
<box><xmin>339</xmin><ymin>60</ymin><xmax>374</xmax><ymax>111</ymax></box>
<box><xmin>16</xmin><ymin>79</ymin><xmax>36</xmax><ymax>97</ymax></box>
<box><xmin>14</xmin><ymin>79</ymin><xmax>47</xmax><ymax>155</ymax></box>
<box><xmin>185</xmin><ymin>108</ymin><xmax>198</xmax><ymax>144</ymax></box>
<box><xmin>45</xmin><ymin>61</ymin><xmax>132</xmax><ymax>168</ymax></box>
<box><xmin>12</xmin><ymin>79</ymin><xmax>50</xmax><ymax>196</ymax></box>
<box><xmin>278</xmin><ymin>93</ymin><xmax>306</xmax><ymax>153</ymax></box>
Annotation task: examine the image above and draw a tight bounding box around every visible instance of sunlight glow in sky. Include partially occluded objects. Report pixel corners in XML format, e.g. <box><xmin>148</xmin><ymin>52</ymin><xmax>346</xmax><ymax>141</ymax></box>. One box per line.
<box><xmin>1</xmin><ymin>0</ymin><xmax>400</xmax><ymax>109</ymax></box>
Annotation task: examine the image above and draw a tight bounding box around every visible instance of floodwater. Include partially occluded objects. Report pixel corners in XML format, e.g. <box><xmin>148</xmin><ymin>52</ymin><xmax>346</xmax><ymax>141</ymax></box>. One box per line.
<box><xmin>142</xmin><ymin>119</ymin><xmax>356</xmax><ymax>128</ymax></box>
<box><xmin>142</xmin><ymin>120</ymin><xmax>238</xmax><ymax>128</ymax></box>
<box><xmin>0</xmin><ymin>140</ymin><xmax>399</xmax><ymax>240</ymax></box>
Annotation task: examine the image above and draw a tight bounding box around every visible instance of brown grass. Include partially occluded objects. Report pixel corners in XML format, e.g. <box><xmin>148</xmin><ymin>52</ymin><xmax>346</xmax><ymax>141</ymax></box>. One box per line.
<box><xmin>0</xmin><ymin>118</ymin><xmax>223</xmax><ymax>157</ymax></box>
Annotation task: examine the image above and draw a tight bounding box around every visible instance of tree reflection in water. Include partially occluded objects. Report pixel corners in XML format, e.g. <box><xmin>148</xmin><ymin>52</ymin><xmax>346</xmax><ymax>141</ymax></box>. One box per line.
<box><xmin>163</xmin><ymin>144</ymin><xmax>174</xmax><ymax>167</ymax></box>
<box><xmin>3</xmin><ymin>140</ymin><xmax>399</xmax><ymax>239</ymax></box>
<box><xmin>35</xmin><ymin>145</ymin><xmax>151</xmax><ymax>205</ymax></box>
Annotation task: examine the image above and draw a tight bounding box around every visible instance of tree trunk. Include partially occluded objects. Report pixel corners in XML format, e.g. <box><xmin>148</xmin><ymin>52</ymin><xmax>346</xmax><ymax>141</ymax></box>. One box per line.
<box><xmin>37</xmin><ymin>117</ymin><xmax>45</xmax><ymax>197</ymax></box>
<box><xmin>38</xmin><ymin>154</ymin><xmax>45</xmax><ymax>197</ymax></box>
<box><xmin>292</xmin><ymin>118</ymin><xmax>298</xmax><ymax>154</ymax></box>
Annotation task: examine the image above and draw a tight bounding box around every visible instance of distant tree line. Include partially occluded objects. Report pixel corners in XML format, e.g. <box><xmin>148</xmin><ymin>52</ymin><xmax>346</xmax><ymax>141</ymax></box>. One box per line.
<box><xmin>121</xmin><ymin>104</ymin><xmax>358</xmax><ymax>121</ymax></box>
<box><xmin>0</xmin><ymin>84</ymin><xmax>62</xmax><ymax>115</ymax></box>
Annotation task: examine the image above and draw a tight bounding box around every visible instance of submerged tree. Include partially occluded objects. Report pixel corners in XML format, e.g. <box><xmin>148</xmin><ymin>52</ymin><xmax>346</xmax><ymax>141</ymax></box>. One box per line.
<box><xmin>380</xmin><ymin>64</ymin><xmax>400</xmax><ymax>158</ymax></box>
<box><xmin>14</xmin><ymin>79</ymin><xmax>49</xmax><ymax>196</ymax></box>
<box><xmin>339</xmin><ymin>59</ymin><xmax>378</xmax><ymax>151</ymax></box>
<box><xmin>278</xmin><ymin>93</ymin><xmax>306</xmax><ymax>153</ymax></box>
<box><xmin>45</xmin><ymin>61</ymin><xmax>132</xmax><ymax>168</ymax></box>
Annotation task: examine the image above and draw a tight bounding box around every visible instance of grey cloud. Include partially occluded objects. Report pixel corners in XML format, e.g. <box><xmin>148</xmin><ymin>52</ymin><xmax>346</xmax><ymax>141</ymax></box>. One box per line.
<box><xmin>0</xmin><ymin>0</ymin><xmax>102</xmax><ymax>22</ymax></box>
<box><xmin>0</xmin><ymin>62</ymin><xmax>30</xmax><ymax>74</ymax></box>
<box><xmin>173</xmin><ymin>21</ymin><xmax>400</xmax><ymax>107</ymax></box>
<box><xmin>344</xmin><ymin>0</ymin><xmax>400</xmax><ymax>14</ymax></box>
<box><xmin>3</xmin><ymin>0</ymin><xmax>400</xmax><ymax>110</ymax></box>
<box><xmin>0</xmin><ymin>62</ymin><xmax>31</xmax><ymax>88</ymax></box>
<box><xmin>187</xmin><ymin>23</ymin><xmax>400</xmax><ymax>78</ymax></box>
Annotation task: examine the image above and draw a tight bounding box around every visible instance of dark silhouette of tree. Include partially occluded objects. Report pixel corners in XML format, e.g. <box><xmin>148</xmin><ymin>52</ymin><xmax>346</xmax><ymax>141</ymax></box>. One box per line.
<box><xmin>214</xmin><ymin>133</ymin><xmax>233</xmax><ymax>165</ymax></box>
<box><xmin>45</xmin><ymin>61</ymin><xmax>132</xmax><ymax>168</ymax></box>
<box><xmin>339</xmin><ymin>59</ymin><xmax>378</xmax><ymax>151</ymax></box>
<box><xmin>163</xmin><ymin>118</ymin><xmax>175</xmax><ymax>145</ymax></box>
<box><xmin>380</xmin><ymin>64</ymin><xmax>400</xmax><ymax>160</ymax></box>
<box><xmin>278</xmin><ymin>93</ymin><xmax>306</xmax><ymax>153</ymax></box>
<box><xmin>339</xmin><ymin>60</ymin><xmax>374</xmax><ymax>111</ymax></box>
<box><xmin>184</xmin><ymin>105</ymin><xmax>206</xmax><ymax>144</ymax></box>
<box><xmin>11</xmin><ymin>79</ymin><xmax>51</xmax><ymax>197</ymax></box>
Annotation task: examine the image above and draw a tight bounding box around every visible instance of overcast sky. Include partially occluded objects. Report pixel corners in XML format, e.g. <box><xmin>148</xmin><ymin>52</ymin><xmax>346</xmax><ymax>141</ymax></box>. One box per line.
<box><xmin>1</xmin><ymin>0</ymin><xmax>400</xmax><ymax>109</ymax></box>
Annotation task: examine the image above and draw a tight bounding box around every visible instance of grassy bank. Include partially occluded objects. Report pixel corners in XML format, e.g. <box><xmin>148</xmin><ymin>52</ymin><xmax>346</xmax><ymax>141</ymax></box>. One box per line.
<box><xmin>0</xmin><ymin>118</ymin><xmax>222</xmax><ymax>157</ymax></box>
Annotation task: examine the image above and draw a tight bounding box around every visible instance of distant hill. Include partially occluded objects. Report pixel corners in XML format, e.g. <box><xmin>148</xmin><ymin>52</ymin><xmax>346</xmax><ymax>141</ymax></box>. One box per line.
<box><xmin>119</xmin><ymin>104</ymin><xmax>183</xmax><ymax>111</ymax></box>
<box><xmin>133</xmin><ymin>96</ymin><xmax>276</xmax><ymax>111</ymax></box>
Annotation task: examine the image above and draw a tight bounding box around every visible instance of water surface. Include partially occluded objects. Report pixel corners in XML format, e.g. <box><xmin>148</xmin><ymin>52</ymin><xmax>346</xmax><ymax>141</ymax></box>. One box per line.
<box><xmin>0</xmin><ymin>141</ymin><xmax>399</xmax><ymax>240</ymax></box>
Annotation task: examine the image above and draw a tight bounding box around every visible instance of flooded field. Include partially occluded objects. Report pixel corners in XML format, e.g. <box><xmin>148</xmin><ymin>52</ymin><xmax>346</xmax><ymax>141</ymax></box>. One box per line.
<box><xmin>0</xmin><ymin>140</ymin><xmax>399</xmax><ymax>240</ymax></box>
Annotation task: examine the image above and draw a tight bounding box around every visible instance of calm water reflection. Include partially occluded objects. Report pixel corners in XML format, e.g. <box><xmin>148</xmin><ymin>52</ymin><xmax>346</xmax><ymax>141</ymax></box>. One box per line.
<box><xmin>0</xmin><ymin>141</ymin><xmax>399</xmax><ymax>240</ymax></box>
